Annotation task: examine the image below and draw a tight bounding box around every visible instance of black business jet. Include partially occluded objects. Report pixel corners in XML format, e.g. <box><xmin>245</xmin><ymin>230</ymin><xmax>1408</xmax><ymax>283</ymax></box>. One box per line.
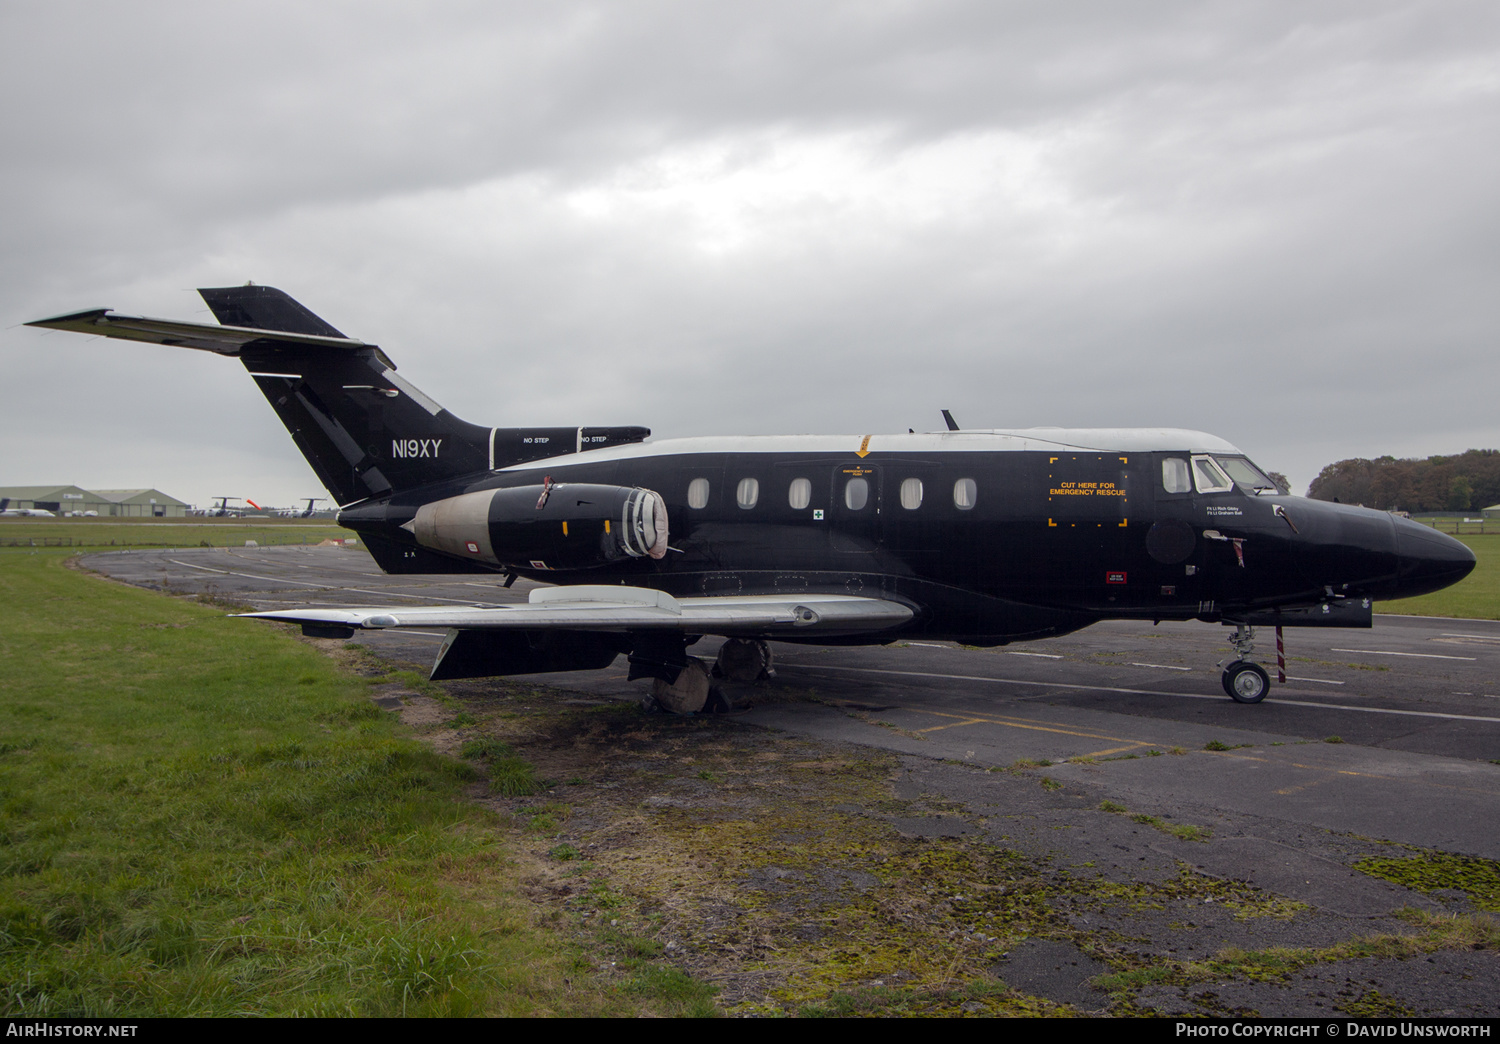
<box><xmin>29</xmin><ymin>286</ymin><xmax>1476</xmax><ymax>708</ymax></box>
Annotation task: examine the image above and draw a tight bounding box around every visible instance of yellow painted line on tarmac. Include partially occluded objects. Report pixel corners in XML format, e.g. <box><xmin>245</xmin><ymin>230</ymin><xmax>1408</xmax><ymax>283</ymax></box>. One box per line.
<box><xmin>1083</xmin><ymin>744</ymin><xmax>1152</xmax><ymax>758</ymax></box>
<box><xmin>915</xmin><ymin>718</ymin><xmax>988</xmax><ymax>733</ymax></box>
<box><xmin>840</xmin><ymin>702</ymin><xmax>1152</xmax><ymax>750</ymax></box>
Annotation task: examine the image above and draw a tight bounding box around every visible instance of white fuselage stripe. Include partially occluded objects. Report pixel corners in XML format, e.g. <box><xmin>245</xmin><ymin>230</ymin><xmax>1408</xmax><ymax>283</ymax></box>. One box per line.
<box><xmin>498</xmin><ymin>428</ymin><xmax>1246</xmax><ymax>471</ymax></box>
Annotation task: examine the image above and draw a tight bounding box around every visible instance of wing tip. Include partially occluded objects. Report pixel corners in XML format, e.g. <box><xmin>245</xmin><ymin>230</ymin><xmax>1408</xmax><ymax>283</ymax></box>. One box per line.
<box><xmin>25</xmin><ymin>308</ymin><xmax>114</xmax><ymax>329</ymax></box>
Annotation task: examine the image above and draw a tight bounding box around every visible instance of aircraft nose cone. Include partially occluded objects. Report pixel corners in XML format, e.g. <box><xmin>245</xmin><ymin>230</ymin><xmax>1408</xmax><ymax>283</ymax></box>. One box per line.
<box><xmin>1392</xmin><ymin>519</ymin><xmax>1476</xmax><ymax>599</ymax></box>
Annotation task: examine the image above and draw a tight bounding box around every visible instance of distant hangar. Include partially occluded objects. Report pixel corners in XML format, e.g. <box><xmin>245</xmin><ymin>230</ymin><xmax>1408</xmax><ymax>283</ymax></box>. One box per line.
<box><xmin>0</xmin><ymin>485</ymin><xmax>188</xmax><ymax>517</ymax></box>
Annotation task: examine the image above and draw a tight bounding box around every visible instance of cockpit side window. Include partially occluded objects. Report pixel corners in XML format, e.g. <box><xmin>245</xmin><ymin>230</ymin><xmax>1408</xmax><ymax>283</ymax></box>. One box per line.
<box><xmin>1162</xmin><ymin>457</ymin><xmax>1191</xmax><ymax>494</ymax></box>
<box><xmin>1191</xmin><ymin>455</ymin><xmax>1234</xmax><ymax>494</ymax></box>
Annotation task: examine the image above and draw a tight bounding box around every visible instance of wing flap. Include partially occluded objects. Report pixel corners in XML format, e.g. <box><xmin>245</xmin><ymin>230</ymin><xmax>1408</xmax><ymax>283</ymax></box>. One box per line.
<box><xmin>239</xmin><ymin>585</ymin><xmax>914</xmax><ymax>638</ymax></box>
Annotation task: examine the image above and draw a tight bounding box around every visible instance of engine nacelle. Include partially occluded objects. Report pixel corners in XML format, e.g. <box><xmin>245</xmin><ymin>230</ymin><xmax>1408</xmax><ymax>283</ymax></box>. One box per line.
<box><xmin>409</xmin><ymin>483</ymin><xmax>669</xmax><ymax>571</ymax></box>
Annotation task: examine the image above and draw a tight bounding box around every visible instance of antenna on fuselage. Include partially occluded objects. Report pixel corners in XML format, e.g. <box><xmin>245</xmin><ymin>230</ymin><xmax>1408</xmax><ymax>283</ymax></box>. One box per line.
<box><xmin>941</xmin><ymin>409</ymin><xmax>960</xmax><ymax>432</ymax></box>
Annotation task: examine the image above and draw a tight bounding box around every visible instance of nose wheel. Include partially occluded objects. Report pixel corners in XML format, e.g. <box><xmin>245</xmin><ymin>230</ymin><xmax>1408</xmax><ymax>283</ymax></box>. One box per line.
<box><xmin>1219</xmin><ymin>623</ymin><xmax>1271</xmax><ymax>703</ymax></box>
<box><xmin>1222</xmin><ymin>660</ymin><xmax>1270</xmax><ymax>703</ymax></box>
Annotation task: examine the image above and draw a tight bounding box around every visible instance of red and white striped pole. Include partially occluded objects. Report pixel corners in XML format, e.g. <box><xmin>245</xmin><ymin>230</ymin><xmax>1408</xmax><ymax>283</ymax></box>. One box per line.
<box><xmin>1275</xmin><ymin>625</ymin><xmax>1286</xmax><ymax>684</ymax></box>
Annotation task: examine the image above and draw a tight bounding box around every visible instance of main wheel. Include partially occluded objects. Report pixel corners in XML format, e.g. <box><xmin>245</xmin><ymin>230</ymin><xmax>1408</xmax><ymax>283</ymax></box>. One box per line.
<box><xmin>1222</xmin><ymin>661</ymin><xmax>1270</xmax><ymax>704</ymax></box>
<box><xmin>714</xmin><ymin>638</ymin><xmax>773</xmax><ymax>683</ymax></box>
<box><xmin>652</xmin><ymin>656</ymin><xmax>711</xmax><ymax>714</ymax></box>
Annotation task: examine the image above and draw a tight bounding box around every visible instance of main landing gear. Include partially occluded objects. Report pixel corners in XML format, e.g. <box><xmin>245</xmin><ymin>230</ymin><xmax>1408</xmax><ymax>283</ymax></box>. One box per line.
<box><xmin>643</xmin><ymin>638</ymin><xmax>775</xmax><ymax>715</ymax></box>
<box><xmin>651</xmin><ymin>657</ymin><xmax>715</xmax><ymax>714</ymax></box>
<box><xmin>713</xmin><ymin>638</ymin><xmax>775</xmax><ymax>684</ymax></box>
<box><xmin>1219</xmin><ymin>623</ymin><xmax>1271</xmax><ymax>704</ymax></box>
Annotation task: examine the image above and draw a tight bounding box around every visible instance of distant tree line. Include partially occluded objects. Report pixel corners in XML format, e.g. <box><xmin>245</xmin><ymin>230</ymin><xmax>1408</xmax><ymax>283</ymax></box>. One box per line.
<box><xmin>1306</xmin><ymin>450</ymin><xmax>1500</xmax><ymax>512</ymax></box>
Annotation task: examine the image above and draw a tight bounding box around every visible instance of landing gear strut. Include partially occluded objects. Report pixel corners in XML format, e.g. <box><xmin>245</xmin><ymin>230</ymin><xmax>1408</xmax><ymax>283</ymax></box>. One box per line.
<box><xmin>1220</xmin><ymin>624</ymin><xmax>1271</xmax><ymax>704</ymax></box>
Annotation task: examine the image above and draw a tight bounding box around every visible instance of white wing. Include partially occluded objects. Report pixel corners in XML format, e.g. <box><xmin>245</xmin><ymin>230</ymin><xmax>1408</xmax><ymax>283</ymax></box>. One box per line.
<box><xmin>239</xmin><ymin>584</ymin><xmax>914</xmax><ymax>637</ymax></box>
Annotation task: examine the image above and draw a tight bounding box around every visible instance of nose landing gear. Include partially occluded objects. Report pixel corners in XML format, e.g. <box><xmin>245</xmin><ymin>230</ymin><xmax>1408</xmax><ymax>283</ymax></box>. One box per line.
<box><xmin>1220</xmin><ymin>624</ymin><xmax>1271</xmax><ymax>703</ymax></box>
<box><xmin>1223</xmin><ymin>659</ymin><xmax>1271</xmax><ymax>703</ymax></box>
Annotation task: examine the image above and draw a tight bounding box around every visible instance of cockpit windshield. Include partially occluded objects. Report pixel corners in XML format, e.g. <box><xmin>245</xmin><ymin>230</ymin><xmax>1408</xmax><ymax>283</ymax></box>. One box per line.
<box><xmin>1214</xmin><ymin>456</ymin><xmax>1279</xmax><ymax>494</ymax></box>
<box><xmin>1170</xmin><ymin>456</ymin><xmax>1290</xmax><ymax>495</ymax></box>
<box><xmin>1183</xmin><ymin>454</ymin><xmax>1281</xmax><ymax>495</ymax></box>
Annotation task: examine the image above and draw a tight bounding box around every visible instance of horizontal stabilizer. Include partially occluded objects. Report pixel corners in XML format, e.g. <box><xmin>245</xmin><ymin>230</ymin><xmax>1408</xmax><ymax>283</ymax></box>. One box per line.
<box><xmin>26</xmin><ymin>309</ymin><xmax>381</xmax><ymax>361</ymax></box>
<box><xmin>239</xmin><ymin>585</ymin><xmax>914</xmax><ymax>638</ymax></box>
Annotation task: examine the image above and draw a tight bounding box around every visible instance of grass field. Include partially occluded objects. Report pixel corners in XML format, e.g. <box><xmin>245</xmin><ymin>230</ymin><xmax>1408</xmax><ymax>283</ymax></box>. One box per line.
<box><xmin>0</xmin><ymin>517</ymin><xmax>349</xmax><ymax>549</ymax></box>
<box><xmin>0</xmin><ymin>544</ymin><xmax>704</xmax><ymax>1017</ymax></box>
<box><xmin>1378</xmin><ymin>534</ymin><xmax>1498</xmax><ymax>620</ymax></box>
<box><xmin>1411</xmin><ymin>517</ymin><xmax>1496</xmax><ymax>536</ymax></box>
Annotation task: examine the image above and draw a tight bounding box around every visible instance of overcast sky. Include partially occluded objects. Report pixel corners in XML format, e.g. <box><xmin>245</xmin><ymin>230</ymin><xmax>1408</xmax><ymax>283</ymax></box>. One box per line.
<box><xmin>4</xmin><ymin>1</ymin><xmax>1497</xmax><ymax>509</ymax></box>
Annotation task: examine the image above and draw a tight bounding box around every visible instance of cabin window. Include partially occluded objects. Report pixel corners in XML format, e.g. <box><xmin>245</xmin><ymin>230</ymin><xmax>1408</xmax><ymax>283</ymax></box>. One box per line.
<box><xmin>736</xmin><ymin>477</ymin><xmax>759</xmax><ymax>510</ymax></box>
<box><xmin>844</xmin><ymin>477</ymin><xmax>869</xmax><ymax>510</ymax></box>
<box><xmin>953</xmin><ymin>477</ymin><xmax>977</xmax><ymax>510</ymax></box>
<box><xmin>900</xmin><ymin>477</ymin><xmax>923</xmax><ymax>510</ymax></box>
<box><xmin>1162</xmin><ymin>458</ymin><xmax>1191</xmax><ymax>494</ymax></box>
<box><xmin>687</xmin><ymin>477</ymin><xmax>710</xmax><ymax>509</ymax></box>
<box><xmin>1191</xmin><ymin>456</ymin><xmax>1233</xmax><ymax>494</ymax></box>
<box><xmin>788</xmin><ymin>477</ymin><xmax>811</xmax><ymax>510</ymax></box>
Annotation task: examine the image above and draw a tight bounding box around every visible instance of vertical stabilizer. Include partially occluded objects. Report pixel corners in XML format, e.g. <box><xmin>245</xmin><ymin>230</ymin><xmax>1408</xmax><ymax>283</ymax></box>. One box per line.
<box><xmin>195</xmin><ymin>287</ymin><xmax>491</xmax><ymax>506</ymax></box>
<box><xmin>199</xmin><ymin>285</ymin><xmax>347</xmax><ymax>339</ymax></box>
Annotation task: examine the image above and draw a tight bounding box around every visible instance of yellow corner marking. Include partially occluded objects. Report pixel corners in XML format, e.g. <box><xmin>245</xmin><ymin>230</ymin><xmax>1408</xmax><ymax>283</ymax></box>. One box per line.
<box><xmin>1048</xmin><ymin>518</ymin><xmax>1057</xmax><ymax>527</ymax></box>
<box><xmin>916</xmin><ymin>719</ymin><xmax>988</xmax><ymax>733</ymax></box>
<box><xmin>1049</xmin><ymin>456</ymin><xmax>1058</xmax><ymax>463</ymax></box>
<box><xmin>1083</xmin><ymin>744</ymin><xmax>1152</xmax><ymax>758</ymax></box>
<box><xmin>903</xmin><ymin>707</ymin><xmax>1146</xmax><ymax>744</ymax></box>
<box><xmin>1119</xmin><ymin>518</ymin><xmax>1128</xmax><ymax>527</ymax></box>
<box><xmin>856</xmin><ymin>434</ymin><xmax>872</xmax><ymax>458</ymax></box>
<box><xmin>1119</xmin><ymin>456</ymin><xmax>1128</xmax><ymax>463</ymax></box>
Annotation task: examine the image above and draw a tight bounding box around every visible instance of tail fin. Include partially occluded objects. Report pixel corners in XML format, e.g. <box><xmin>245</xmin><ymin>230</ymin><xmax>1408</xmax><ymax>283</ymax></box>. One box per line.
<box><xmin>199</xmin><ymin>284</ymin><xmax>348</xmax><ymax>339</ymax></box>
<box><xmin>199</xmin><ymin>286</ymin><xmax>491</xmax><ymax>504</ymax></box>
<box><xmin>29</xmin><ymin>286</ymin><xmax>648</xmax><ymax>508</ymax></box>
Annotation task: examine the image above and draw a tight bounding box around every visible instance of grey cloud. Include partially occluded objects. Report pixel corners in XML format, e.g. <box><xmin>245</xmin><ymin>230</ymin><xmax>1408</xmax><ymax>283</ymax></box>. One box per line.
<box><xmin>3</xmin><ymin>1</ymin><xmax>1497</xmax><ymax>505</ymax></box>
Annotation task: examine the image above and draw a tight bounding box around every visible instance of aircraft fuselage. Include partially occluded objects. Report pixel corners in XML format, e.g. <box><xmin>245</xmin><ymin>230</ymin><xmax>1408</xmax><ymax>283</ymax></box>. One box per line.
<box><xmin>336</xmin><ymin>431</ymin><xmax>1473</xmax><ymax>645</ymax></box>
